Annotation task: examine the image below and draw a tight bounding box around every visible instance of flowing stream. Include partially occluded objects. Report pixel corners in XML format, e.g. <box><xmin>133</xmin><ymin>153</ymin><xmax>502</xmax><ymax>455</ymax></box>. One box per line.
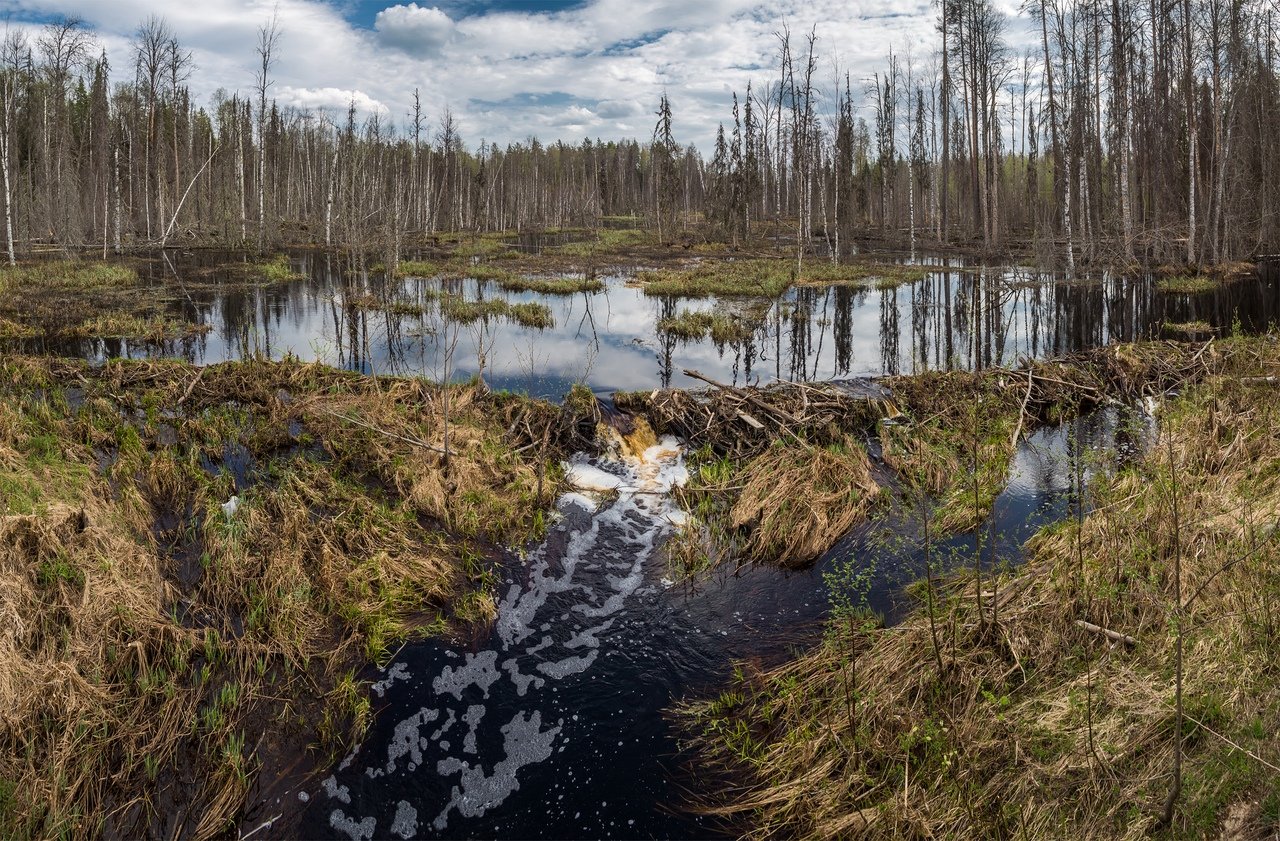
<box><xmin>261</xmin><ymin>405</ymin><xmax>1150</xmax><ymax>840</ymax></box>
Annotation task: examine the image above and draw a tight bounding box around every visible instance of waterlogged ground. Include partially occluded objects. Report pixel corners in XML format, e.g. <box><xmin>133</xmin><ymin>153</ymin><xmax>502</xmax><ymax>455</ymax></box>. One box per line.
<box><xmin>259</xmin><ymin>407</ymin><xmax>1150</xmax><ymax>840</ymax></box>
<box><xmin>4</xmin><ymin>247</ymin><xmax>1211</xmax><ymax>837</ymax></box>
<box><xmin>16</xmin><ymin>249</ymin><xmax>1278</xmax><ymax>399</ymax></box>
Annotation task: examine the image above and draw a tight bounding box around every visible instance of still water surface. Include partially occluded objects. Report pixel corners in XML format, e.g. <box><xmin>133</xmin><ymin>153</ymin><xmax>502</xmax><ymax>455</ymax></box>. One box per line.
<box><xmin>18</xmin><ymin>250</ymin><xmax>1278</xmax><ymax>399</ymax></box>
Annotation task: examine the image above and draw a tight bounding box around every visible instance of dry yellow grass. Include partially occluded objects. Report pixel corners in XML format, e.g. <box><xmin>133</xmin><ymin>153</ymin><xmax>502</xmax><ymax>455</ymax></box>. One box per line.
<box><xmin>0</xmin><ymin>355</ymin><xmax>564</xmax><ymax>838</ymax></box>
<box><xmin>681</xmin><ymin>335</ymin><xmax>1280</xmax><ymax>840</ymax></box>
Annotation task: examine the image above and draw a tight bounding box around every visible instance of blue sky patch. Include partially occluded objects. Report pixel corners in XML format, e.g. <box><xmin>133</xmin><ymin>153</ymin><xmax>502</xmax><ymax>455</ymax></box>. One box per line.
<box><xmin>341</xmin><ymin>0</ymin><xmax>592</xmax><ymax>29</ymax></box>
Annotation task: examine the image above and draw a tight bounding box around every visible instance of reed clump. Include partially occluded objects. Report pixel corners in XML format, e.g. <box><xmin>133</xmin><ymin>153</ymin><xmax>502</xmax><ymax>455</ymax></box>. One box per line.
<box><xmin>680</xmin><ymin>333</ymin><xmax>1280</xmax><ymax>840</ymax></box>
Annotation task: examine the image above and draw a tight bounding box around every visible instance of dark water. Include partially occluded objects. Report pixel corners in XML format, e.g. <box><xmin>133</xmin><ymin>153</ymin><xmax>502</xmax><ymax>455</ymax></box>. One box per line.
<box><xmin>13</xmin><ymin>251</ymin><xmax>1278</xmax><ymax>400</ymax></box>
<box><xmin>273</xmin><ymin>407</ymin><xmax>1148</xmax><ymax>841</ymax></box>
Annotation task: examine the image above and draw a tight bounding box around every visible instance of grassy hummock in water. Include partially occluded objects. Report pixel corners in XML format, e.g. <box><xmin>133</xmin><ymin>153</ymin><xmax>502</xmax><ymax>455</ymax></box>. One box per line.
<box><xmin>0</xmin><ymin>259</ymin><xmax>210</xmax><ymax>342</ymax></box>
<box><xmin>636</xmin><ymin>258</ymin><xmax>931</xmax><ymax>298</ymax></box>
<box><xmin>495</xmin><ymin>274</ymin><xmax>605</xmax><ymax>295</ymax></box>
<box><xmin>0</xmin><ymin>355</ymin><xmax>570</xmax><ymax>838</ymax></box>
<box><xmin>656</xmin><ymin>309</ymin><xmax>759</xmax><ymax>345</ymax></box>
<box><xmin>254</xmin><ymin>253</ymin><xmax>304</xmax><ymax>283</ymax></box>
<box><xmin>440</xmin><ymin>295</ymin><xmax>554</xmax><ymax>329</ymax></box>
<box><xmin>680</xmin><ymin>334</ymin><xmax>1280</xmax><ymax>840</ymax></box>
<box><xmin>0</xmin><ymin>260</ymin><xmax>136</xmax><ymax>292</ymax></box>
<box><xmin>1156</xmin><ymin>274</ymin><xmax>1218</xmax><ymax>294</ymax></box>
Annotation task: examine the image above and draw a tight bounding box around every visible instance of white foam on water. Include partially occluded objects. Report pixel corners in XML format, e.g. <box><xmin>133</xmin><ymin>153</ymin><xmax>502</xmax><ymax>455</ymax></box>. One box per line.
<box><xmin>321</xmin><ymin>775</ymin><xmax>351</xmax><ymax>804</ymax></box>
<box><xmin>564</xmin><ymin>461</ymin><xmax>623</xmax><ymax>491</ymax></box>
<box><xmin>384</xmin><ymin>708</ymin><xmax>439</xmax><ymax>774</ymax></box>
<box><xmin>502</xmin><ymin>656</ymin><xmax>544</xmax><ymax>696</ymax></box>
<box><xmin>329</xmin><ymin>809</ymin><xmax>374</xmax><ymax>841</ymax></box>
<box><xmin>316</xmin><ymin>433</ymin><xmax>693</xmax><ymax>830</ymax></box>
<box><xmin>535</xmin><ymin>650</ymin><xmax>598</xmax><ymax>679</ymax></box>
<box><xmin>433</xmin><ymin>650</ymin><xmax>501</xmax><ymax>699</ymax></box>
<box><xmin>559</xmin><ymin>491</ymin><xmax>600</xmax><ymax>512</ymax></box>
<box><xmin>432</xmin><ymin>711</ymin><xmax>562</xmax><ymax>831</ymax></box>
<box><xmin>428</xmin><ymin>709</ymin><xmax>456</xmax><ymax>742</ymax></box>
<box><xmin>462</xmin><ymin>704</ymin><xmax>486</xmax><ymax>754</ymax></box>
<box><xmin>391</xmin><ymin>801</ymin><xmax>418</xmax><ymax>840</ymax></box>
<box><xmin>565</xmin><ymin>618</ymin><xmax>613</xmax><ymax>649</ymax></box>
<box><xmin>371</xmin><ymin>662</ymin><xmax>411</xmax><ymax>698</ymax></box>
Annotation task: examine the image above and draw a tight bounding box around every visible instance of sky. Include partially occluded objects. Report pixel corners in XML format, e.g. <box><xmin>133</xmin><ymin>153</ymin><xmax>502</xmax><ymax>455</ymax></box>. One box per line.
<box><xmin>0</xmin><ymin>0</ymin><xmax>1032</xmax><ymax>152</ymax></box>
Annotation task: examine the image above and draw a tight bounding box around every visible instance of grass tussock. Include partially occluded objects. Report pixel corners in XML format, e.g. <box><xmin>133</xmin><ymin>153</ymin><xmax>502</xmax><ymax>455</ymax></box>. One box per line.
<box><xmin>729</xmin><ymin>441</ymin><xmax>878</xmax><ymax>567</ymax></box>
<box><xmin>254</xmin><ymin>254</ymin><xmax>304</xmax><ymax>283</ymax></box>
<box><xmin>0</xmin><ymin>260</ymin><xmax>136</xmax><ymax>293</ymax></box>
<box><xmin>657</xmin><ymin>309</ymin><xmax>759</xmax><ymax>344</ymax></box>
<box><xmin>1156</xmin><ymin>274</ymin><xmax>1218</xmax><ymax>294</ymax></box>
<box><xmin>0</xmin><ymin>259</ymin><xmax>213</xmax><ymax>343</ymax></box>
<box><xmin>0</xmin><ymin>355</ymin><xmax>565</xmax><ymax>838</ymax></box>
<box><xmin>553</xmin><ymin>227</ymin><xmax>657</xmax><ymax>256</ymax></box>
<box><xmin>439</xmin><ymin>295</ymin><xmax>554</xmax><ymax>329</ymax></box>
<box><xmin>1163</xmin><ymin>320</ymin><xmax>1215</xmax><ymax>337</ymax></box>
<box><xmin>636</xmin><ymin>258</ymin><xmax>931</xmax><ymax>298</ymax></box>
<box><xmin>681</xmin><ymin>334</ymin><xmax>1280</xmax><ymax>840</ymax></box>
<box><xmin>495</xmin><ymin>274</ymin><xmax>605</xmax><ymax>295</ymax></box>
<box><xmin>880</xmin><ymin>371</ymin><xmax>1023</xmax><ymax>533</ymax></box>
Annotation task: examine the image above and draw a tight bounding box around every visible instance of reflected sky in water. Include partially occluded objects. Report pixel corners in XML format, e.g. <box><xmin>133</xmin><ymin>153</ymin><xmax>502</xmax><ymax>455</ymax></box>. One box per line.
<box><xmin>24</xmin><ymin>251</ymin><xmax>1280</xmax><ymax>399</ymax></box>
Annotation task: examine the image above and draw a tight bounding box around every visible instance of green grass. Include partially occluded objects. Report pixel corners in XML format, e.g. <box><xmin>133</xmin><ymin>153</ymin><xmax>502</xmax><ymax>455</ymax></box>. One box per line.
<box><xmin>71</xmin><ymin>313</ymin><xmax>210</xmax><ymax>341</ymax></box>
<box><xmin>0</xmin><ymin>261</ymin><xmax>136</xmax><ymax>293</ymax></box>
<box><xmin>1163</xmin><ymin>320</ymin><xmax>1214</xmax><ymax>336</ymax></box>
<box><xmin>440</xmin><ymin>295</ymin><xmax>554</xmax><ymax>329</ymax></box>
<box><xmin>1157</xmin><ymin>275</ymin><xmax>1217</xmax><ymax>294</ymax></box>
<box><xmin>656</xmin><ymin>309</ymin><xmax>758</xmax><ymax>344</ymax></box>
<box><xmin>255</xmin><ymin>254</ymin><xmax>304</xmax><ymax>283</ymax></box>
<box><xmin>637</xmin><ymin>258</ymin><xmax>931</xmax><ymax>298</ymax></box>
<box><xmin>495</xmin><ymin>274</ymin><xmax>605</xmax><ymax>295</ymax></box>
<box><xmin>555</xmin><ymin>227</ymin><xmax>657</xmax><ymax>256</ymax></box>
<box><xmin>396</xmin><ymin>260</ymin><xmax>449</xmax><ymax>278</ymax></box>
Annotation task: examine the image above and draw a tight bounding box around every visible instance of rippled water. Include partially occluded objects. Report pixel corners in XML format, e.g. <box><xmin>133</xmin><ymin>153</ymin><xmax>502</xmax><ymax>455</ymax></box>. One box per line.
<box><xmin>19</xmin><ymin>250</ymin><xmax>1279</xmax><ymax>399</ymax></box>
<box><xmin>252</xmin><ymin>405</ymin><xmax>1150</xmax><ymax>840</ymax></box>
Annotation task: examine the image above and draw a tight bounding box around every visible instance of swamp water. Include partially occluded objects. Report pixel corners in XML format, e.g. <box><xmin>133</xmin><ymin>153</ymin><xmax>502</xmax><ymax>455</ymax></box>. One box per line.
<box><xmin>16</xmin><ymin>250</ymin><xmax>1280</xmax><ymax>399</ymax></box>
<box><xmin>13</xmin><ymin>250</ymin><xmax>1252</xmax><ymax>837</ymax></box>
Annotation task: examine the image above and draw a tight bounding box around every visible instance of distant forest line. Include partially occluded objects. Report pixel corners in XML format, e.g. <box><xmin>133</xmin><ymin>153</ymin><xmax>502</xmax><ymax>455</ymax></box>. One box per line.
<box><xmin>0</xmin><ymin>2</ymin><xmax>1276</xmax><ymax>268</ymax></box>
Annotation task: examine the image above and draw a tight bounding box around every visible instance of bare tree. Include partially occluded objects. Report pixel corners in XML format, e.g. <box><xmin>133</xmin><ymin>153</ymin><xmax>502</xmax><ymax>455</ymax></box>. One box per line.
<box><xmin>254</xmin><ymin>13</ymin><xmax>281</xmax><ymax>251</ymax></box>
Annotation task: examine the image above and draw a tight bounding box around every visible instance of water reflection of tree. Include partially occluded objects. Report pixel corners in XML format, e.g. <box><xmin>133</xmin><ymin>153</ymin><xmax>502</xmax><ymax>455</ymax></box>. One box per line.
<box><xmin>878</xmin><ymin>286</ymin><xmax>899</xmax><ymax>375</ymax></box>
<box><xmin>656</xmin><ymin>295</ymin><xmax>677</xmax><ymax>389</ymax></box>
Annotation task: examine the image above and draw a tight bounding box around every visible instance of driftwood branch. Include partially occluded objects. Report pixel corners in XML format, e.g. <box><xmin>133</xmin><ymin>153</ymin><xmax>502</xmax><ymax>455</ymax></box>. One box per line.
<box><xmin>682</xmin><ymin>368</ymin><xmax>804</xmax><ymax>426</ymax></box>
<box><xmin>1075</xmin><ymin>620</ymin><xmax>1137</xmax><ymax>647</ymax></box>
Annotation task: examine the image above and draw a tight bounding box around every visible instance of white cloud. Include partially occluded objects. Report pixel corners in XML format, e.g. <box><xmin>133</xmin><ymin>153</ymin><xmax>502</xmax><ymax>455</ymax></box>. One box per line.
<box><xmin>276</xmin><ymin>86</ymin><xmax>387</xmax><ymax>115</ymax></box>
<box><xmin>0</xmin><ymin>0</ymin><xmax>1039</xmax><ymax>151</ymax></box>
<box><xmin>374</xmin><ymin>3</ymin><xmax>454</xmax><ymax>55</ymax></box>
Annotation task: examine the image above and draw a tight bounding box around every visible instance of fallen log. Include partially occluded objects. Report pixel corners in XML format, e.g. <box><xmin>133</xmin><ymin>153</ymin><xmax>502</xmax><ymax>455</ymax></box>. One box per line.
<box><xmin>1075</xmin><ymin>619</ymin><xmax>1137</xmax><ymax>647</ymax></box>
